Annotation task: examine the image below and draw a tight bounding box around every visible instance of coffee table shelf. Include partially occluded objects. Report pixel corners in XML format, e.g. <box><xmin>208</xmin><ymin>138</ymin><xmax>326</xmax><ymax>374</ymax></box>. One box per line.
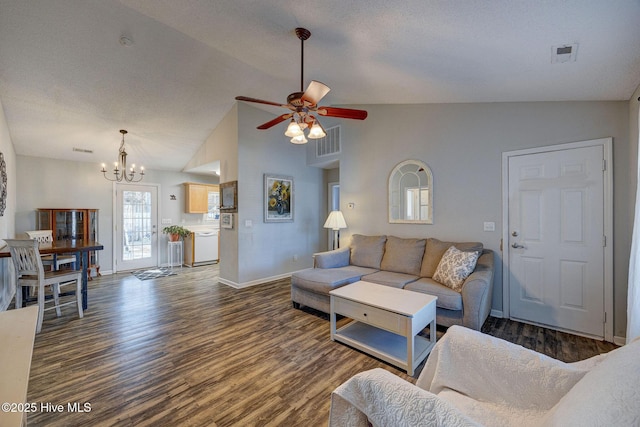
<box><xmin>334</xmin><ymin>321</ymin><xmax>434</xmax><ymax>372</ymax></box>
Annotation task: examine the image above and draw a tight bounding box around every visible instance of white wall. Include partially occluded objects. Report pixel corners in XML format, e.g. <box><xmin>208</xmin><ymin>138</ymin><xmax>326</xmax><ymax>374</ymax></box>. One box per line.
<box><xmin>0</xmin><ymin>98</ymin><xmax>17</xmax><ymax>310</ymax></box>
<box><xmin>626</xmin><ymin>86</ymin><xmax>640</xmax><ymax>336</ymax></box>
<box><xmin>15</xmin><ymin>155</ymin><xmax>217</xmax><ymax>273</ymax></box>
<box><xmin>335</xmin><ymin>101</ymin><xmax>631</xmax><ymax>337</ymax></box>
<box><xmin>190</xmin><ymin>104</ymin><xmax>239</xmax><ymax>282</ymax></box>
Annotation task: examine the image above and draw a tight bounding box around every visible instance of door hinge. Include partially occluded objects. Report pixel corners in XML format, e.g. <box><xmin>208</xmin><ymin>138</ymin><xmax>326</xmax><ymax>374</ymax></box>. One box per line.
<box><xmin>602</xmin><ymin>159</ymin><xmax>606</xmax><ymax>171</ymax></box>
<box><xmin>603</xmin><ymin>235</ymin><xmax>606</xmax><ymax>247</ymax></box>
<box><xmin>603</xmin><ymin>311</ymin><xmax>607</xmax><ymax>324</ymax></box>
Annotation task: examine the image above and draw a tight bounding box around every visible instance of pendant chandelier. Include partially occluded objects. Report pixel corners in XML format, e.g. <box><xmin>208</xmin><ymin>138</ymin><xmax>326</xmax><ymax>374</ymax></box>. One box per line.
<box><xmin>100</xmin><ymin>129</ymin><xmax>144</xmax><ymax>182</ymax></box>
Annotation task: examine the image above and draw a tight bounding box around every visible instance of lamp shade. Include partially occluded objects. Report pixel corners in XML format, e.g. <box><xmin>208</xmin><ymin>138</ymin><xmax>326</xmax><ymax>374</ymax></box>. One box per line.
<box><xmin>284</xmin><ymin>120</ymin><xmax>303</xmax><ymax>137</ymax></box>
<box><xmin>323</xmin><ymin>210</ymin><xmax>347</xmax><ymax>230</ymax></box>
<box><xmin>307</xmin><ymin>121</ymin><xmax>326</xmax><ymax>139</ymax></box>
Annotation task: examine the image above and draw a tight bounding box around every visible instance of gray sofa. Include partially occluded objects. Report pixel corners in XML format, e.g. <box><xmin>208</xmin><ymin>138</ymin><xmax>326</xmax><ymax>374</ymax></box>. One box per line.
<box><xmin>291</xmin><ymin>234</ymin><xmax>494</xmax><ymax>330</ymax></box>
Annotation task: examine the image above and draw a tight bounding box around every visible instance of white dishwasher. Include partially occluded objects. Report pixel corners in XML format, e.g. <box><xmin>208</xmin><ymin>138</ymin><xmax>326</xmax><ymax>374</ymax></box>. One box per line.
<box><xmin>184</xmin><ymin>226</ymin><xmax>219</xmax><ymax>267</ymax></box>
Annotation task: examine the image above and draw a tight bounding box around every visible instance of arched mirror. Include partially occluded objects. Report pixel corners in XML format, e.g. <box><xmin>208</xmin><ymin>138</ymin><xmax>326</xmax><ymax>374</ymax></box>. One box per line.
<box><xmin>389</xmin><ymin>160</ymin><xmax>433</xmax><ymax>224</ymax></box>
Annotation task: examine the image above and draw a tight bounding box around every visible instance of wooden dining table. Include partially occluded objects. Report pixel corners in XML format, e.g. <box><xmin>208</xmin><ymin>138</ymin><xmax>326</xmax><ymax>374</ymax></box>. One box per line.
<box><xmin>0</xmin><ymin>239</ymin><xmax>104</xmax><ymax>310</ymax></box>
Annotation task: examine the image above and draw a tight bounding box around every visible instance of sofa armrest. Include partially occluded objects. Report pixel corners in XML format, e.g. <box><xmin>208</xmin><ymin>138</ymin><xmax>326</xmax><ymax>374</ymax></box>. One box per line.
<box><xmin>460</xmin><ymin>250</ymin><xmax>494</xmax><ymax>330</ymax></box>
<box><xmin>416</xmin><ymin>325</ymin><xmax>590</xmax><ymax>411</ymax></box>
<box><xmin>330</xmin><ymin>368</ymin><xmax>479</xmax><ymax>427</ymax></box>
<box><xmin>312</xmin><ymin>246</ymin><xmax>350</xmax><ymax>268</ymax></box>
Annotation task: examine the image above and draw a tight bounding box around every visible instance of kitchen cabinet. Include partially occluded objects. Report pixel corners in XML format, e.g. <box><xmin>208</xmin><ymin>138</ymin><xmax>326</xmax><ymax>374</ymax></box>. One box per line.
<box><xmin>184</xmin><ymin>183</ymin><xmax>219</xmax><ymax>214</ymax></box>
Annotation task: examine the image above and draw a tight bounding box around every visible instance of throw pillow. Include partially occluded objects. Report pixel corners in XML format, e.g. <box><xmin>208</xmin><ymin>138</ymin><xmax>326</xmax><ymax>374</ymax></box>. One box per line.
<box><xmin>433</xmin><ymin>246</ymin><xmax>480</xmax><ymax>291</ymax></box>
<box><xmin>350</xmin><ymin>235</ymin><xmax>387</xmax><ymax>269</ymax></box>
<box><xmin>380</xmin><ymin>236</ymin><xmax>426</xmax><ymax>275</ymax></box>
<box><xmin>421</xmin><ymin>238</ymin><xmax>483</xmax><ymax>278</ymax></box>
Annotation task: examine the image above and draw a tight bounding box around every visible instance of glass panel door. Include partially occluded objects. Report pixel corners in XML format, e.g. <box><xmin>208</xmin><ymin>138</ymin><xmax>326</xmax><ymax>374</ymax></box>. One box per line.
<box><xmin>116</xmin><ymin>184</ymin><xmax>158</xmax><ymax>271</ymax></box>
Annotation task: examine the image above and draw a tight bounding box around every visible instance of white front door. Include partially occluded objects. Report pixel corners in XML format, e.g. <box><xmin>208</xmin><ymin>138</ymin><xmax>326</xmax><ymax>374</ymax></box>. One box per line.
<box><xmin>507</xmin><ymin>143</ymin><xmax>606</xmax><ymax>338</ymax></box>
<box><xmin>115</xmin><ymin>184</ymin><xmax>159</xmax><ymax>271</ymax></box>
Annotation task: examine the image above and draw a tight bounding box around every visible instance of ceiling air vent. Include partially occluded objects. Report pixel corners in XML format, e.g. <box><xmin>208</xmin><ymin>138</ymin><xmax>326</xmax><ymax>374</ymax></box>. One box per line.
<box><xmin>73</xmin><ymin>147</ymin><xmax>93</xmax><ymax>154</ymax></box>
<box><xmin>316</xmin><ymin>125</ymin><xmax>341</xmax><ymax>158</ymax></box>
<box><xmin>551</xmin><ymin>43</ymin><xmax>578</xmax><ymax>63</ymax></box>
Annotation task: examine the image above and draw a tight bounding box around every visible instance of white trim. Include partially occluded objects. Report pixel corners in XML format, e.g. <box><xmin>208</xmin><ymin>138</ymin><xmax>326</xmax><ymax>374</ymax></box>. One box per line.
<box><xmin>614</xmin><ymin>336</ymin><xmax>626</xmax><ymax>346</ymax></box>
<box><xmin>112</xmin><ymin>182</ymin><xmax>162</xmax><ymax>273</ymax></box>
<box><xmin>502</xmin><ymin>137</ymin><xmax>614</xmax><ymax>342</ymax></box>
<box><xmin>490</xmin><ymin>309</ymin><xmax>504</xmax><ymax>318</ymax></box>
<box><xmin>218</xmin><ymin>272</ymin><xmax>294</xmax><ymax>289</ymax></box>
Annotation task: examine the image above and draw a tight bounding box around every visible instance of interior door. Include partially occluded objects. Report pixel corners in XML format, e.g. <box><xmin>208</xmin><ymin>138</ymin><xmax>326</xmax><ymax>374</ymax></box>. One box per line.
<box><xmin>508</xmin><ymin>145</ymin><xmax>605</xmax><ymax>338</ymax></box>
<box><xmin>115</xmin><ymin>184</ymin><xmax>159</xmax><ymax>271</ymax></box>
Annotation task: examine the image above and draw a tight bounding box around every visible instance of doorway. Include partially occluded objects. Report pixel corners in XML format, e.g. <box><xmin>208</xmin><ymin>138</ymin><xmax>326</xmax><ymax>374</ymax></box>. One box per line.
<box><xmin>327</xmin><ymin>181</ymin><xmax>340</xmax><ymax>250</ymax></box>
<box><xmin>502</xmin><ymin>138</ymin><xmax>613</xmax><ymax>341</ymax></box>
<box><xmin>114</xmin><ymin>183</ymin><xmax>159</xmax><ymax>271</ymax></box>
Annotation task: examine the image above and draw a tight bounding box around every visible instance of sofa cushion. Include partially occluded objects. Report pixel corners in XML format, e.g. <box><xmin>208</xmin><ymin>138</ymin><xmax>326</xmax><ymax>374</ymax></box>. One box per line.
<box><xmin>380</xmin><ymin>236</ymin><xmax>426</xmax><ymax>275</ymax></box>
<box><xmin>361</xmin><ymin>271</ymin><xmax>419</xmax><ymax>289</ymax></box>
<box><xmin>404</xmin><ymin>278</ymin><xmax>463</xmax><ymax>311</ymax></box>
<box><xmin>421</xmin><ymin>238</ymin><xmax>483</xmax><ymax>278</ymax></box>
<box><xmin>291</xmin><ymin>266</ymin><xmax>378</xmax><ymax>294</ymax></box>
<box><xmin>350</xmin><ymin>234</ymin><xmax>386</xmax><ymax>269</ymax></box>
<box><xmin>433</xmin><ymin>246</ymin><xmax>480</xmax><ymax>291</ymax></box>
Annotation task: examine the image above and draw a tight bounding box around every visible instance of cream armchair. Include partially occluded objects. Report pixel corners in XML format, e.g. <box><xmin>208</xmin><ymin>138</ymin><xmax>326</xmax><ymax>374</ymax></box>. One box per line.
<box><xmin>329</xmin><ymin>325</ymin><xmax>640</xmax><ymax>427</ymax></box>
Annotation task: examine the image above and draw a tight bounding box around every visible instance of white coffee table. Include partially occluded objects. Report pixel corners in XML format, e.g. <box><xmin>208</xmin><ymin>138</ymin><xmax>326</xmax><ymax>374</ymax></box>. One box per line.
<box><xmin>330</xmin><ymin>281</ymin><xmax>437</xmax><ymax>375</ymax></box>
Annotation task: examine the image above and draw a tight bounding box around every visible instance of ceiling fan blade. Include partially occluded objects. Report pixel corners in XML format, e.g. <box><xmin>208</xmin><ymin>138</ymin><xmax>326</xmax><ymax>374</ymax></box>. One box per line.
<box><xmin>257</xmin><ymin>113</ymin><xmax>293</xmax><ymax>130</ymax></box>
<box><xmin>235</xmin><ymin>96</ymin><xmax>289</xmax><ymax>109</ymax></box>
<box><xmin>301</xmin><ymin>80</ymin><xmax>331</xmax><ymax>105</ymax></box>
<box><xmin>317</xmin><ymin>106</ymin><xmax>368</xmax><ymax>120</ymax></box>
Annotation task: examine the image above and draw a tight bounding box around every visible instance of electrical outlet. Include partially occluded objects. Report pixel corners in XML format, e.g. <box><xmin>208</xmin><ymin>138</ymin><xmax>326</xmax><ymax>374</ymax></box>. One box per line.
<box><xmin>161</xmin><ymin>218</ymin><xmax>172</xmax><ymax>224</ymax></box>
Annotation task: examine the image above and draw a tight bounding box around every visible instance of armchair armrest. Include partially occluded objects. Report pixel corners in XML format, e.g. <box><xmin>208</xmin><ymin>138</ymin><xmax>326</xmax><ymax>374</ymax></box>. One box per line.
<box><xmin>330</xmin><ymin>368</ymin><xmax>479</xmax><ymax>427</ymax></box>
<box><xmin>460</xmin><ymin>250</ymin><xmax>494</xmax><ymax>330</ymax></box>
<box><xmin>416</xmin><ymin>325</ymin><xmax>590</xmax><ymax>411</ymax></box>
<box><xmin>312</xmin><ymin>246</ymin><xmax>350</xmax><ymax>268</ymax></box>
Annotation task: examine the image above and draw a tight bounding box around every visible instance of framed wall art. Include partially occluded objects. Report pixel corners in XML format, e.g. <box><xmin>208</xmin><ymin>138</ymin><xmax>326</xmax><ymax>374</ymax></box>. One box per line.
<box><xmin>219</xmin><ymin>180</ymin><xmax>238</xmax><ymax>213</ymax></box>
<box><xmin>220</xmin><ymin>212</ymin><xmax>233</xmax><ymax>229</ymax></box>
<box><xmin>264</xmin><ymin>174</ymin><xmax>293</xmax><ymax>223</ymax></box>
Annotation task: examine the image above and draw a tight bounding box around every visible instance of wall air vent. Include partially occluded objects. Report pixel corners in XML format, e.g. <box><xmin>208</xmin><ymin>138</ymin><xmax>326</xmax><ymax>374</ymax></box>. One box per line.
<box><xmin>316</xmin><ymin>125</ymin><xmax>340</xmax><ymax>158</ymax></box>
<box><xmin>551</xmin><ymin>43</ymin><xmax>578</xmax><ymax>63</ymax></box>
<box><xmin>73</xmin><ymin>147</ymin><xmax>93</xmax><ymax>154</ymax></box>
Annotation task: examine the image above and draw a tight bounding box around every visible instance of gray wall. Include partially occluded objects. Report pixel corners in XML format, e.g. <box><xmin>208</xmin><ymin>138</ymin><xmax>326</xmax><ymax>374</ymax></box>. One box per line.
<box><xmin>234</xmin><ymin>103</ymin><xmax>323</xmax><ymax>285</ymax></box>
<box><xmin>334</xmin><ymin>101</ymin><xmax>631</xmax><ymax>338</ymax></box>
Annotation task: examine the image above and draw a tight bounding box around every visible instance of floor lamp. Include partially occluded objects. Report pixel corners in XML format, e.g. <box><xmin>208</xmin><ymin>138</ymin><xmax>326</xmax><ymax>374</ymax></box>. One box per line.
<box><xmin>324</xmin><ymin>210</ymin><xmax>347</xmax><ymax>250</ymax></box>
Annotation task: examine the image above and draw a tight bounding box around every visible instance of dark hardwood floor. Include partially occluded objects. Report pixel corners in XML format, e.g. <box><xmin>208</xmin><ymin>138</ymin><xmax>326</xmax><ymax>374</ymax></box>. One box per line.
<box><xmin>24</xmin><ymin>265</ymin><xmax>617</xmax><ymax>426</ymax></box>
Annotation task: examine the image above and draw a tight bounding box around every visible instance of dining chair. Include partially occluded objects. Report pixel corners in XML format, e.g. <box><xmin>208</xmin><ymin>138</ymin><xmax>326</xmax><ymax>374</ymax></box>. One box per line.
<box><xmin>5</xmin><ymin>239</ymin><xmax>83</xmax><ymax>333</ymax></box>
<box><xmin>24</xmin><ymin>230</ymin><xmax>76</xmax><ymax>270</ymax></box>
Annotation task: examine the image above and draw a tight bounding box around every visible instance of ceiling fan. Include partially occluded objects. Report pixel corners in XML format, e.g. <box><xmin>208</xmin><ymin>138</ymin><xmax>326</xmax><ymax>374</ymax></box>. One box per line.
<box><xmin>235</xmin><ymin>27</ymin><xmax>367</xmax><ymax>144</ymax></box>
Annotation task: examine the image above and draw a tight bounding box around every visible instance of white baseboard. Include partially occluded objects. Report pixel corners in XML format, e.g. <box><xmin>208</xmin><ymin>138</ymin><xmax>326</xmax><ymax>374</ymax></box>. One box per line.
<box><xmin>490</xmin><ymin>309</ymin><xmax>504</xmax><ymax>318</ymax></box>
<box><xmin>614</xmin><ymin>336</ymin><xmax>626</xmax><ymax>346</ymax></box>
<box><xmin>218</xmin><ymin>272</ymin><xmax>293</xmax><ymax>289</ymax></box>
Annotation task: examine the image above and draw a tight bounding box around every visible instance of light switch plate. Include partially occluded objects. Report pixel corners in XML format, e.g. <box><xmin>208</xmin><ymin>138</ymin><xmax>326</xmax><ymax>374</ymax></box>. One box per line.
<box><xmin>483</xmin><ymin>221</ymin><xmax>496</xmax><ymax>232</ymax></box>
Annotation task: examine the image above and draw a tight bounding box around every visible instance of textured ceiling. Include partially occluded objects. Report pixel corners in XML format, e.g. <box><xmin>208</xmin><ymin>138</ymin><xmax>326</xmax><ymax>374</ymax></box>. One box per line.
<box><xmin>1</xmin><ymin>0</ymin><xmax>639</xmax><ymax>173</ymax></box>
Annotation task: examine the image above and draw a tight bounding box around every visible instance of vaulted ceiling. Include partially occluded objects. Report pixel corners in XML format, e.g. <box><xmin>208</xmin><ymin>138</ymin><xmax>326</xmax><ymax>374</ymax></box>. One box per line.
<box><xmin>1</xmin><ymin>0</ymin><xmax>639</xmax><ymax>173</ymax></box>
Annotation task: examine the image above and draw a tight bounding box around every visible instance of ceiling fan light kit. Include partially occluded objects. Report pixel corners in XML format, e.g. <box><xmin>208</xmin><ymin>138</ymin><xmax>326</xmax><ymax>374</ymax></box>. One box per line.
<box><xmin>235</xmin><ymin>28</ymin><xmax>367</xmax><ymax>144</ymax></box>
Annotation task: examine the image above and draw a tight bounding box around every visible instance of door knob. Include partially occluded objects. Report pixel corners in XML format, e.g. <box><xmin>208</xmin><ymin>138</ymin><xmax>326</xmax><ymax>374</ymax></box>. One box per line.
<box><xmin>511</xmin><ymin>231</ymin><xmax>519</xmax><ymax>237</ymax></box>
<box><xmin>511</xmin><ymin>243</ymin><xmax>525</xmax><ymax>249</ymax></box>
